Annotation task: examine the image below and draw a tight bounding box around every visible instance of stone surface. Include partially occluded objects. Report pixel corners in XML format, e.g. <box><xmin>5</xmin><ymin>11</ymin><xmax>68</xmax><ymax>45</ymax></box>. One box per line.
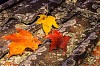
<box><xmin>0</xmin><ymin>0</ymin><xmax>100</xmax><ymax>66</ymax></box>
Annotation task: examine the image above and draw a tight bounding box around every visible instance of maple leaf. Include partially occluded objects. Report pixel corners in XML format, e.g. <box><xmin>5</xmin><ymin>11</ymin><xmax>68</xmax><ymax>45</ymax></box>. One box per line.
<box><xmin>2</xmin><ymin>28</ymin><xmax>41</xmax><ymax>57</ymax></box>
<box><xmin>92</xmin><ymin>46</ymin><xmax>100</xmax><ymax>56</ymax></box>
<box><xmin>45</xmin><ymin>30</ymin><xmax>71</xmax><ymax>51</ymax></box>
<box><xmin>36</xmin><ymin>14</ymin><xmax>59</xmax><ymax>35</ymax></box>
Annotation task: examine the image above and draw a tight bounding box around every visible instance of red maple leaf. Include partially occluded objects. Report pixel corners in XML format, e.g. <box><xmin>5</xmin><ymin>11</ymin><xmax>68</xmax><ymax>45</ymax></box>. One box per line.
<box><xmin>45</xmin><ymin>30</ymin><xmax>71</xmax><ymax>51</ymax></box>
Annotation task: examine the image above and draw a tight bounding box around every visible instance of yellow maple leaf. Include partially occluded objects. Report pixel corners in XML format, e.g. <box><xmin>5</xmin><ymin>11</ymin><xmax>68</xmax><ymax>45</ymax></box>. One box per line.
<box><xmin>2</xmin><ymin>28</ymin><xmax>41</xmax><ymax>57</ymax></box>
<box><xmin>36</xmin><ymin>15</ymin><xmax>59</xmax><ymax>35</ymax></box>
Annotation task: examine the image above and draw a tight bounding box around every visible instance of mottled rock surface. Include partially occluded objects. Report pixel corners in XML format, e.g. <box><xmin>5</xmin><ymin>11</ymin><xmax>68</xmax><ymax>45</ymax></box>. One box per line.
<box><xmin>0</xmin><ymin>0</ymin><xmax>100</xmax><ymax>66</ymax></box>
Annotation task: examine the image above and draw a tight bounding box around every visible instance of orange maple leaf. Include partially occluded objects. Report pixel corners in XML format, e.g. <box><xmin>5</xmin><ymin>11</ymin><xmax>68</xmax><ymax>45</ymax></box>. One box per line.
<box><xmin>2</xmin><ymin>28</ymin><xmax>41</xmax><ymax>57</ymax></box>
<box><xmin>92</xmin><ymin>46</ymin><xmax>100</xmax><ymax>56</ymax></box>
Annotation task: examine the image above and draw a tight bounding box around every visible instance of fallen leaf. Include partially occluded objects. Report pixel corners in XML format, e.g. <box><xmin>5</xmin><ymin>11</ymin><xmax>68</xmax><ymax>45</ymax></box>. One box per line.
<box><xmin>92</xmin><ymin>43</ymin><xmax>100</xmax><ymax>65</ymax></box>
<box><xmin>45</xmin><ymin>30</ymin><xmax>71</xmax><ymax>51</ymax></box>
<box><xmin>83</xmin><ymin>64</ymin><xmax>88</xmax><ymax>66</ymax></box>
<box><xmin>36</xmin><ymin>14</ymin><xmax>59</xmax><ymax>35</ymax></box>
<box><xmin>2</xmin><ymin>28</ymin><xmax>41</xmax><ymax>57</ymax></box>
<box><xmin>4</xmin><ymin>62</ymin><xmax>18</xmax><ymax>66</ymax></box>
<box><xmin>92</xmin><ymin>46</ymin><xmax>100</xmax><ymax>56</ymax></box>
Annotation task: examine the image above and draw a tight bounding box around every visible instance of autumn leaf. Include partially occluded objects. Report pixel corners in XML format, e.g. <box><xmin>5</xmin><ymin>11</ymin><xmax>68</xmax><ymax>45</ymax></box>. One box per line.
<box><xmin>4</xmin><ymin>62</ymin><xmax>18</xmax><ymax>66</ymax></box>
<box><xmin>2</xmin><ymin>28</ymin><xmax>41</xmax><ymax>57</ymax></box>
<box><xmin>45</xmin><ymin>30</ymin><xmax>71</xmax><ymax>51</ymax></box>
<box><xmin>36</xmin><ymin>14</ymin><xmax>59</xmax><ymax>35</ymax></box>
<box><xmin>92</xmin><ymin>46</ymin><xmax>100</xmax><ymax>56</ymax></box>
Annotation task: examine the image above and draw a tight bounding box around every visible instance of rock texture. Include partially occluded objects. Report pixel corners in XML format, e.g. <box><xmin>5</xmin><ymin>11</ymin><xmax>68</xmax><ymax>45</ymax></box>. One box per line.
<box><xmin>0</xmin><ymin>0</ymin><xmax>100</xmax><ymax>66</ymax></box>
